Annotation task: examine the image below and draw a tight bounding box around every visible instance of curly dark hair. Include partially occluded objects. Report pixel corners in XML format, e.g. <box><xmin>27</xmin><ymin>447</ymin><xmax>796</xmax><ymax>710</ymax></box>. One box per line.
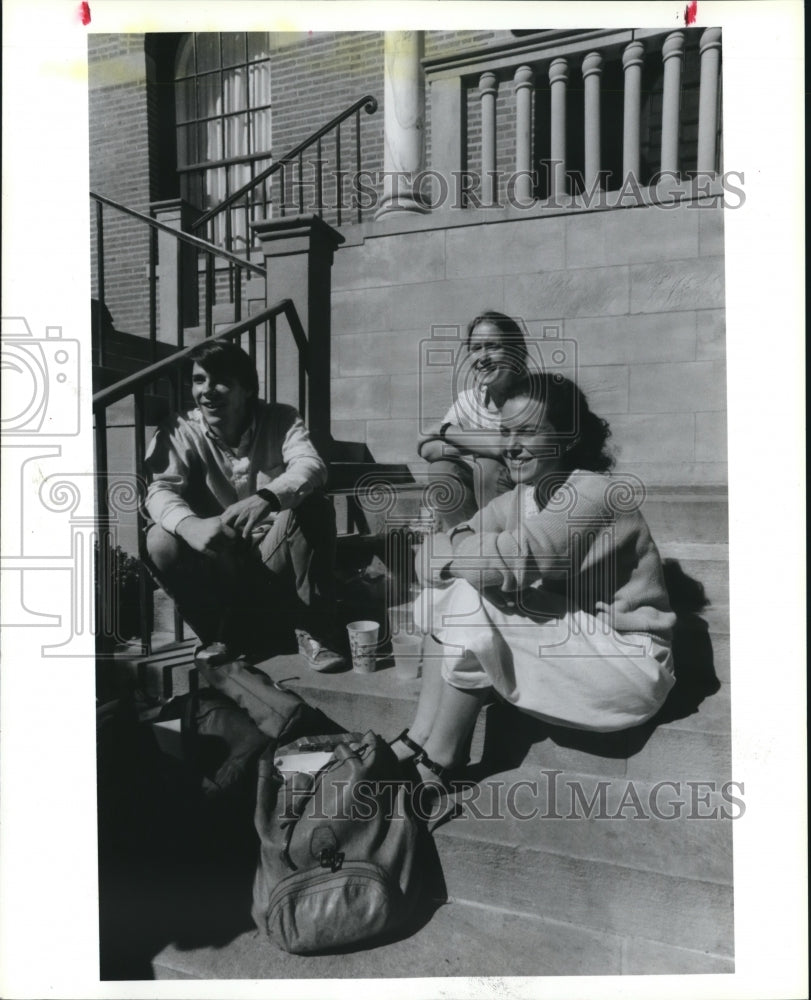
<box><xmin>186</xmin><ymin>340</ymin><xmax>259</xmax><ymax>397</ymax></box>
<box><xmin>503</xmin><ymin>371</ymin><xmax>614</xmax><ymax>474</ymax></box>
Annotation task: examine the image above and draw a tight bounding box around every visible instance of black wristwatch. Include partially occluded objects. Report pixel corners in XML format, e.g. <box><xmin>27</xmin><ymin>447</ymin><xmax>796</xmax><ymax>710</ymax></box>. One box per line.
<box><xmin>257</xmin><ymin>487</ymin><xmax>281</xmax><ymax>512</ymax></box>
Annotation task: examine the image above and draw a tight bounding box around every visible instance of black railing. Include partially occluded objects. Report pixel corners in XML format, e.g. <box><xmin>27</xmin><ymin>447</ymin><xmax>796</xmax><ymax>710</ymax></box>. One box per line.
<box><xmin>93</xmin><ymin>298</ymin><xmax>311</xmax><ymax>657</ymax></box>
<box><xmin>190</xmin><ymin>94</ymin><xmax>378</xmax><ymax>247</ymax></box>
<box><xmin>90</xmin><ymin>191</ymin><xmax>267</xmax><ymax>367</ymax></box>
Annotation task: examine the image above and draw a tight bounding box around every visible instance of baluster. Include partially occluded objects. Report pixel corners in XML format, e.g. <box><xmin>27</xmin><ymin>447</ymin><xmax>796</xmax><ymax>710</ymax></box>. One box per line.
<box><xmin>205</xmin><ymin>254</ymin><xmax>214</xmax><ymax>337</ymax></box>
<box><xmin>697</xmin><ymin>27</ymin><xmax>722</xmax><ymax>175</ymax></box>
<box><xmin>94</xmin><ymin>408</ymin><xmax>109</xmax><ymax>526</ymax></box>
<box><xmin>175</xmin><ymin>245</ymin><xmax>185</xmax><ymax>350</ymax></box>
<box><xmin>335</xmin><ymin>122</ymin><xmax>342</xmax><ymax>226</ymax></box>
<box><xmin>268</xmin><ymin>315</ymin><xmax>277</xmax><ymax>404</ymax></box>
<box><xmin>234</xmin><ymin>265</ymin><xmax>243</xmax><ymax>323</ymax></box>
<box><xmin>279</xmin><ymin>162</ymin><xmax>287</xmax><ymax>218</ymax></box>
<box><xmin>582</xmin><ymin>52</ymin><xmax>603</xmax><ymax>191</ymax></box>
<box><xmin>298</xmin><ymin>352</ymin><xmax>306</xmax><ymax>420</ymax></box>
<box><xmin>549</xmin><ymin>58</ymin><xmax>569</xmax><ymax>199</ymax></box>
<box><xmin>622</xmin><ymin>40</ymin><xmax>645</xmax><ymax>181</ymax></box>
<box><xmin>148</xmin><ymin>226</ymin><xmax>158</xmax><ymax>363</ymax></box>
<box><xmin>355</xmin><ymin>108</ymin><xmax>362</xmax><ymax>223</ymax></box>
<box><xmin>248</xmin><ymin>324</ymin><xmax>256</xmax><ymax>364</ymax></box>
<box><xmin>317</xmin><ymin>137</ymin><xmax>324</xmax><ymax>218</ymax></box>
<box><xmin>513</xmin><ymin>66</ymin><xmax>534</xmax><ymax>204</ymax></box>
<box><xmin>133</xmin><ymin>386</ymin><xmax>152</xmax><ymax>656</ymax></box>
<box><xmin>661</xmin><ymin>31</ymin><xmax>685</xmax><ymax>175</ymax></box>
<box><xmin>95</xmin><ymin>200</ymin><xmax>105</xmax><ymax>366</ymax></box>
<box><xmin>478</xmin><ymin>72</ymin><xmax>498</xmax><ymax>206</ymax></box>
<box><xmin>225</xmin><ymin>210</ymin><xmax>233</xmax><ymax>303</ymax></box>
<box><xmin>298</xmin><ymin>153</ymin><xmax>304</xmax><ymax>213</ymax></box>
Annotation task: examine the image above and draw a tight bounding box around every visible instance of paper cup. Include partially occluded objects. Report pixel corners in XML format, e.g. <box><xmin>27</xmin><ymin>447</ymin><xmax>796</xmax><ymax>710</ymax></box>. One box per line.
<box><xmin>391</xmin><ymin>632</ymin><xmax>423</xmax><ymax>682</ymax></box>
<box><xmin>346</xmin><ymin>620</ymin><xmax>380</xmax><ymax>673</ymax></box>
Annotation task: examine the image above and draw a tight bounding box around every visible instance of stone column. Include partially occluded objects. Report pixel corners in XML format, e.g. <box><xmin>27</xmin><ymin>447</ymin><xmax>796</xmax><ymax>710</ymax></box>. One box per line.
<box><xmin>252</xmin><ymin>216</ymin><xmax>345</xmax><ymax>456</ymax></box>
<box><xmin>697</xmin><ymin>27</ymin><xmax>722</xmax><ymax>174</ymax></box>
<box><xmin>622</xmin><ymin>40</ymin><xmax>645</xmax><ymax>180</ymax></box>
<box><xmin>376</xmin><ymin>30</ymin><xmax>428</xmax><ymax>218</ymax></box>
<box><xmin>479</xmin><ymin>71</ymin><xmax>498</xmax><ymax>205</ymax></box>
<box><xmin>513</xmin><ymin>65</ymin><xmax>534</xmax><ymax>204</ymax></box>
<box><xmin>661</xmin><ymin>31</ymin><xmax>685</xmax><ymax>174</ymax></box>
<box><xmin>549</xmin><ymin>58</ymin><xmax>569</xmax><ymax>199</ymax></box>
<box><xmin>582</xmin><ymin>52</ymin><xmax>603</xmax><ymax>191</ymax></box>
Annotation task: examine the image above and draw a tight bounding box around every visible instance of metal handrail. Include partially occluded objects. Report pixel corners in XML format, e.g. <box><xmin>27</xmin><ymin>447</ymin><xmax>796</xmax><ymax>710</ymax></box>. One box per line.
<box><xmin>89</xmin><ymin>191</ymin><xmax>267</xmax><ymax>276</ymax></box>
<box><xmin>92</xmin><ymin>298</ymin><xmax>307</xmax><ymax>411</ymax></box>
<box><xmin>190</xmin><ymin>94</ymin><xmax>378</xmax><ymax>232</ymax></box>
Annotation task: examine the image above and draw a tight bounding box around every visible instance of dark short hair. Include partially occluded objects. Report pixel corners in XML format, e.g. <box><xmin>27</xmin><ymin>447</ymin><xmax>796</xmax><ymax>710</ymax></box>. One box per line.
<box><xmin>465</xmin><ymin>310</ymin><xmax>528</xmax><ymax>365</ymax></box>
<box><xmin>503</xmin><ymin>371</ymin><xmax>614</xmax><ymax>474</ymax></box>
<box><xmin>187</xmin><ymin>340</ymin><xmax>259</xmax><ymax>398</ymax></box>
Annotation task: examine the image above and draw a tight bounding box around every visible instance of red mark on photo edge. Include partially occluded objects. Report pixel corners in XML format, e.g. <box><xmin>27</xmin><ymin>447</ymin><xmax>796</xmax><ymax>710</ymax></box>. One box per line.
<box><xmin>78</xmin><ymin>1</ymin><xmax>91</xmax><ymax>25</ymax></box>
<box><xmin>684</xmin><ymin>1</ymin><xmax>698</xmax><ymax>26</ymax></box>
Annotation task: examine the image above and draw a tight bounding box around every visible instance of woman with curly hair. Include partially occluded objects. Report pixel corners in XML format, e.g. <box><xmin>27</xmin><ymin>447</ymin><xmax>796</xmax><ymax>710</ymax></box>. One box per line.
<box><xmin>394</xmin><ymin>372</ymin><xmax>676</xmax><ymax>822</ymax></box>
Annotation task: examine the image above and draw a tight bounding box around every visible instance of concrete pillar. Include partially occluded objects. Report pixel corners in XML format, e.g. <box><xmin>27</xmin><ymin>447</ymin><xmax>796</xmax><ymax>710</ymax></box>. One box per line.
<box><xmin>252</xmin><ymin>215</ymin><xmax>345</xmax><ymax>456</ymax></box>
<box><xmin>582</xmin><ymin>52</ymin><xmax>603</xmax><ymax>191</ymax></box>
<box><xmin>376</xmin><ymin>30</ymin><xmax>428</xmax><ymax>218</ymax></box>
<box><xmin>661</xmin><ymin>31</ymin><xmax>685</xmax><ymax>174</ymax></box>
<box><xmin>479</xmin><ymin>71</ymin><xmax>498</xmax><ymax>205</ymax></box>
<box><xmin>513</xmin><ymin>65</ymin><xmax>534</xmax><ymax>204</ymax></box>
<box><xmin>697</xmin><ymin>27</ymin><xmax>722</xmax><ymax>174</ymax></box>
<box><xmin>549</xmin><ymin>58</ymin><xmax>569</xmax><ymax>199</ymax></box>
<box><xmin>622</xmin><ymin>40</ymin><xmax>645</xmax><ymax>180</ymax></box>
<box><xmin>151</xmin><ymin>199</ymin><xmax>200</xmax><ymax>345</ymax></box>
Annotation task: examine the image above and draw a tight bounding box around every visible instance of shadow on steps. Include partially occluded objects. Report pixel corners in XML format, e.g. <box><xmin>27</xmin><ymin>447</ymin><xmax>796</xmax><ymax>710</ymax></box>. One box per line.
<box><xmin>470</xmin><ymin>559</ymin><xmax>723</xmax><ymax>777</ymax></box>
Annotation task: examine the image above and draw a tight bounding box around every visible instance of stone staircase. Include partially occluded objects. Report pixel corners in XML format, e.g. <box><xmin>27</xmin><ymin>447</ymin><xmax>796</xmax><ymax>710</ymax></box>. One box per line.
<box><xmin>116</xmin><ymin>487</ymin><xmax>733</xmax><ymax>979</ymax></box>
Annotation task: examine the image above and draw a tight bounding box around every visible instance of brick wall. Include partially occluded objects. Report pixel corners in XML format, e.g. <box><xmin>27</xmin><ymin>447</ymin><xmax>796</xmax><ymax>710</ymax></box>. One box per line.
<box><xmin>89</xmin><ymin>34</ymin><xmax>156</xmax><ymax>337</ymax></box>
<box><xmin>329</xmin><ymin>203</ymin><xmax>726</xmax><ymax>487</ymax></box>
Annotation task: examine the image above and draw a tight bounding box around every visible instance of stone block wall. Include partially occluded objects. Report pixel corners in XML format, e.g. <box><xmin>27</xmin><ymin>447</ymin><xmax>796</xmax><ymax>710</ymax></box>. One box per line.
<box><xmin>328</xmin><ymin>203</ymin><xmax>726</xmax><ymax>487</ymax></box>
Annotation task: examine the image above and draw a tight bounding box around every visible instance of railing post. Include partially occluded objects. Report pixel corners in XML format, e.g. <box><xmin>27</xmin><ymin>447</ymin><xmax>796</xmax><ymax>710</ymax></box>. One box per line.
<box><xmin>478</xmin><ymin>71</ymin><xmax>498</xmax><ymax>206</ymax></box>
<box><xmin>151</xmin><ymin>199</ymin><xmax>200</xmax><ymax>346</ymax></box>
<box><xmin>252</xmin><ymin>216</ymin><xmax>345</xmax><ymax>457</ymax></box>
<box><xmin>661</xmin><ymin>31</ymin><xmax>685</xmax><ymax>175</ymax></box>
<box><xmin>549</xmin><ymin>58</ymin><xmax>569</xmax><ymax>200</ymax></box>
<box><xmin>95</xmin><ymin>200</ymin><xmax>105</xmax><ymax>367</ymax></box>
<box><xmin>582</xmin><ymin>52</ymin><xmax>604</xmax><ymax>192</ymax></box>
<box><xmin>697</xmin><ymin>27</ymin><xmax>722</xmax><ymax>175</ymax></box>
<box><xmin>622</xmin><ymin>40</ymin><xmax>645</xmax><ymax>181</ymax></box>
<box><xmin>376</xmin><ymin>31</ymin><xmax>428</xmax><ymax>218</ymax></box>
<box><xmin>513</xmin><ymin>65</ymin><xmax>534</xmax><ymax>204</ymax></box>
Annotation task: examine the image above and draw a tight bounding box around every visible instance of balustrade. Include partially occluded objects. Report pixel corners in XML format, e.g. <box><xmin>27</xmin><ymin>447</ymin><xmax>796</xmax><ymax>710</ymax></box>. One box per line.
<box><xmin>424</xmin><ymin>26</ymin><xmax>723</xmax><ymax>207</ymax></box>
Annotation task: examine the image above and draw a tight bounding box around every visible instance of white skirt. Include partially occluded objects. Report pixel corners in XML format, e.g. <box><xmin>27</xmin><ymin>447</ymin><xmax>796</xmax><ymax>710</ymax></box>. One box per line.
<box><xmin>413</xmin><ymin>579</ymin><xmax>675</xmax><ymax>733</ymax></box>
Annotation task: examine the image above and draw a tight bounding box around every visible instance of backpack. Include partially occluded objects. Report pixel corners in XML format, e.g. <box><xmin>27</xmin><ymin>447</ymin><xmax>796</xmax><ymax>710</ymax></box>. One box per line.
<box><xmin>252</xmin><ymin>731</ymin><xmax>424</xmax><ymax>954</ymax></box>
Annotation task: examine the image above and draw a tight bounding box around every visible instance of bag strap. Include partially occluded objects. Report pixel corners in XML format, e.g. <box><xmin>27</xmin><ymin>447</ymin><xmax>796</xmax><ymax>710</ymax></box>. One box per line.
<box><xmin>277</xmin><ymin>743</ymin><xmax>369</xmax><ymax>872</ymax></box>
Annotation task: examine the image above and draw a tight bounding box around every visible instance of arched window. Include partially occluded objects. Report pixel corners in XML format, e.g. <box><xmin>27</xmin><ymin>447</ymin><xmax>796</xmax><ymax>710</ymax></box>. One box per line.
<box><xmin>175</xmin><ymin>33</ymin><xmax>272</xmax><ymax>249</ymax></box>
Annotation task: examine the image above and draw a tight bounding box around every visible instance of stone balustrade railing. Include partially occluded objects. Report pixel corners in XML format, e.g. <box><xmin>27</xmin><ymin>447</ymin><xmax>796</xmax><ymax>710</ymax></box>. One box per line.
<box><xmin>423</xmin><ymin>27</ymin><xmax>722</xmax><ymax>208</ymax></box>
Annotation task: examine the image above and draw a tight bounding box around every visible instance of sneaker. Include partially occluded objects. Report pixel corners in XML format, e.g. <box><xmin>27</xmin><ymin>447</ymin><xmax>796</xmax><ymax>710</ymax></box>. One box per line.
<box><xmin>295</xmin><ymin>629</ymin><xmax>346</xmax><ymax>672</ymax></box>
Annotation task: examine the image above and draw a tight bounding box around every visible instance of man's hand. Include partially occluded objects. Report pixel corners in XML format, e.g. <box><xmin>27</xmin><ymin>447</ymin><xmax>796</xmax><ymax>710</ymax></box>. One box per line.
<box><xmin>175</xmin><ymin>516</ymin><xmax>239</xmax><ymax>557</ymax></box>
<box><xmin>220</xmin><ymin>495</ymin><xmax>276</xmax><ymax>538</ymax></box>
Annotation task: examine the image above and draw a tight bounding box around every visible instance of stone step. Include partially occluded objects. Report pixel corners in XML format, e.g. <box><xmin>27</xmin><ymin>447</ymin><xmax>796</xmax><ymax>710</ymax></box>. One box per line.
<box><xmin>150</xmin><ymin>893</ymin><xmax>732</xmax><ymax>979</ymax></box>
<box><xmin>348</xmin><ymin>480</ymin><xmax>728</xmax><ymax>548</ymax></box>
<box><xmin>640</xmin><ymin>491</ymin><xmax>728</xmax><ymax>545</ymax></box>
<box><xmin>251</xmin><ymin>647</ymin><xmax>730</xmax><ymax>784</ymax></box>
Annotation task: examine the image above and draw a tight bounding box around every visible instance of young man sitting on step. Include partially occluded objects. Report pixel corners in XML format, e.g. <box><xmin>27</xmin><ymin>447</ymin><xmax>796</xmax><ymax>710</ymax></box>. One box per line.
<box><xmin>144</xmin><ymin>339</ymin><xmax>345</xmax><ymax>672</ymax></box>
